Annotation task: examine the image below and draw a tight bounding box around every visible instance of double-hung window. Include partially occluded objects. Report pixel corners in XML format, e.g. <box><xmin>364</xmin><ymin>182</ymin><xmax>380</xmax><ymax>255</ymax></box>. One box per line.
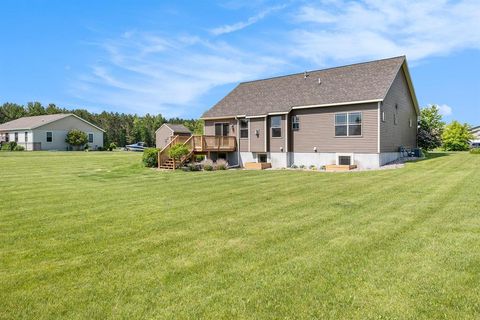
<box><xmin>240</xmin><ymin>119</ymin><xmax>248</xmax><ymax>138</ymax></box>
<box><xmin>271</xmin><ymin>116</ymin><xmax>282</xmax><ymax>138</ymax></box>
<box><xmin>335</xmin><ymin>112</ymin><xmax>362</xmax><ymax>137</ymax></box>
<box><xmin>215</xmin><ymin>123</ymin><xmax>229</xmax><ymax>136</ymax></box>
<box><xmin>88</xmin><ymin>133</ymin><xmax>94</xmax><ymax>143</ymax></box>
<box><xmin>14</xmin><ymin>132</ymin><xmax>18</xmax><ymax>142</ymax></box>
<box><xmin>25</xmin><ymin>132</ymin><xmax>28</xmax><ymax>142</ymax></box>
<box><xmin>292</xmin><ymin>116</ymin><xmax>300</xmax><ymax>131</ymax></box>
<box><xmin>46</xmin><ymin>132</ymin><xmax>52</xmax><ymax>142</ymax></box>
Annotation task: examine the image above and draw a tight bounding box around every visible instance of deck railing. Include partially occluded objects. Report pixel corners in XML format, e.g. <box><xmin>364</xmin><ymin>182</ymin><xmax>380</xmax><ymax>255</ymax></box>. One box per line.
<box><xmin>158</xmin><ymin>135</ymin><xmax>236</xmax><ymax>169</ymax></box>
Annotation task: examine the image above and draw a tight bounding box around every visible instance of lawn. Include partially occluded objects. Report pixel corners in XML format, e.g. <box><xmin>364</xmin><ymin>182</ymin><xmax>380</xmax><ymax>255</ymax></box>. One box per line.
<box><xmin>1</xmin><ymin>151</ymin><xmax>479</xmax><ymax>319</ymax></box>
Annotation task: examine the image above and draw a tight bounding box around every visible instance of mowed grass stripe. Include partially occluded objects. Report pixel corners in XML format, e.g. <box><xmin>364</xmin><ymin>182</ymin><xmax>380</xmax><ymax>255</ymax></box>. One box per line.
<box><xmin>1</xmin><ymin>151</ymin><xmax>480</xmax><ymax>319</ymax></box>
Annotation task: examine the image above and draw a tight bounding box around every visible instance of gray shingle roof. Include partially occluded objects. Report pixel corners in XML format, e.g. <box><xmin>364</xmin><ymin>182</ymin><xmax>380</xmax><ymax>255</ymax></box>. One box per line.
<box><xmin>202</xmin><ymin>56</ymin><xmax>408</xmax><ymax>118</ymax></box>
<box><xmin>163</xmin><ymin>123</ymin><xmax>191</xmax><ymax>134</ymax></box>
<box><xmin>0</xmin><ymin>114</ymin><xmax>71</xmax><ymax>131</ymax></box>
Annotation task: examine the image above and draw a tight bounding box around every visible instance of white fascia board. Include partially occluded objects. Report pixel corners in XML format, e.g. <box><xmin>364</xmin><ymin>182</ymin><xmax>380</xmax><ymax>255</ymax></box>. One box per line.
<box><xmin>291</xmin><ymin>99</ymin><xmax>383</xmax><ymax>110</ymax></box>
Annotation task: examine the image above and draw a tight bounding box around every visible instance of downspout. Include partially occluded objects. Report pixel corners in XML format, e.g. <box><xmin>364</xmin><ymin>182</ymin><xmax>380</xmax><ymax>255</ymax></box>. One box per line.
<box><xmin>235</xmin><ymin>116</ymin><xmax>240</xmax><ymax>167</ymax></box>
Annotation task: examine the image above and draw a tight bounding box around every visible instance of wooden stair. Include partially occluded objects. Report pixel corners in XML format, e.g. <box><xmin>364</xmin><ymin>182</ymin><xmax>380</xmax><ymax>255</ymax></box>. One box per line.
<box><xmin>159</xmin><ymin>158</ymin><xmax>176</xmax><ymax>170</ymax></box>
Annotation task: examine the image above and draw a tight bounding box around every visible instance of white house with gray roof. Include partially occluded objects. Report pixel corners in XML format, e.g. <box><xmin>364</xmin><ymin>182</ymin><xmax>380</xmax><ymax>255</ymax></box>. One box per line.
<box><xmin>471</xmin><ymin>126</ymin><xmax>480</xmax><ymax>148</ymax></box>
<box><xmin>0</xmin><ymin>113</ymin><xmax>105</xmax><ymax>151</ymax></box>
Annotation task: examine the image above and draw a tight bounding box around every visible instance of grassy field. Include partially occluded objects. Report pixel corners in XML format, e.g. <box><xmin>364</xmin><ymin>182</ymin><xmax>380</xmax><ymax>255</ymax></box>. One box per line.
<box><xmin>1</xmin><ymin>151</ymin><xmax>479</xmax><ymax>319</ymax></box>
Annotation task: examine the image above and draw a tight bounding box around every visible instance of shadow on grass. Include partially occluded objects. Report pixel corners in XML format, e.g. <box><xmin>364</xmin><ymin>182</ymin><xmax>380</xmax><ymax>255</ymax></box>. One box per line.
<box><xmin>410</xmin><ymin>151</ymin><xmax>449</xmax><ymax>163</ymax></box>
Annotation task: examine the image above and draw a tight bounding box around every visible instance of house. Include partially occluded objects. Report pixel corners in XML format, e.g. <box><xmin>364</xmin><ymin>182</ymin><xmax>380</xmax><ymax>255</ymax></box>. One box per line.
<box><xmin>155</xmin><ymin>123</ymin><xmax>192</xmax><ymax>149</ymax></box>
<box><xmin>197</xmin><ymin>56</ymin><xmax>419</xmax><ymax>169</ymax></box>
<box><xmin>471</xmin><ymin>126</ymin><xmax>480</xmax><ymax>148</ymax></box>
<box><xmin>0</xmin><ymin>113</ymin><xmax>105</xmax><ymax>151</ymax></box>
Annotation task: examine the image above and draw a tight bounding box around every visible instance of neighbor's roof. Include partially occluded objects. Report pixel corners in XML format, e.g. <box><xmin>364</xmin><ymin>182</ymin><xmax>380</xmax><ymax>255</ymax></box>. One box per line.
<box><xmin>202</xmin><ymin>56</ymin><xmax>418</xmax><ymax>119</ymax></box>
<box><xmin>0</xmin><ymin>113</ymin><xmax>105</xmax><ymax>132</ymax></box>
<box><xmin>160</xmin><ymin>123</ymin><xmax>191</xmax><ymax>134</ymax></box>
<box><xmin>470</xmin><ymin>125</ymin><xmax>480</xmax><ymax>132</ymax></box>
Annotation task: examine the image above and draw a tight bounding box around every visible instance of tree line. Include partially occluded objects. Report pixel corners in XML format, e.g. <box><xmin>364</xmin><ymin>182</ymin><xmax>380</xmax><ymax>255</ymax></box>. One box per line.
<box><xmin>0</xmin><ymin>102</ymin><xmax>203</xmax><ymax>147</ymax></box>
<box><xmin>418</xmin><ymin>104</ymin><xmax>474</xmax><ymax>151</ymax></box>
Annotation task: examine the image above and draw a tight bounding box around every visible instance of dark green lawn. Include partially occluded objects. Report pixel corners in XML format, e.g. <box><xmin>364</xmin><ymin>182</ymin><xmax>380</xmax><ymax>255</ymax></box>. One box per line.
<box><xmin>1</xmin><ymin>151</ymin><xmax>479</xmax><ymax>319</ymax></box>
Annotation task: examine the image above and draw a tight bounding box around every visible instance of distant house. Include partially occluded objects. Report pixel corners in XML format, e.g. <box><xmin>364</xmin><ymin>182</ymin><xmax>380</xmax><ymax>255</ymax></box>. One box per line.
<box><xmin>471</xmin><ymin>126</ymin><xmax>480</xmax><ymax>148</ymax></box>
<box><xmin>155</xmin><ymin>123</ymin><xmax>192</xmax><ymax>149</ymax></box>
<box><xmin>0</xmin><ymin>114</ymin><xmax>105</xmax><ymax>150</ymax></box>
<box><xmin>199</xmin><ymin>56</ymin><xmax>419</xmax><ymax>169</ymax></box>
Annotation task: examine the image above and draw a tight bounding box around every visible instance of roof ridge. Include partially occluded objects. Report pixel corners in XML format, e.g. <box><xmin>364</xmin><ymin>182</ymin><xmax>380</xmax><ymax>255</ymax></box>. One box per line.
<box><xmin>239</xmin><ymin>55</ymin><xmax>406</xmax><ymax>85</ymax></box>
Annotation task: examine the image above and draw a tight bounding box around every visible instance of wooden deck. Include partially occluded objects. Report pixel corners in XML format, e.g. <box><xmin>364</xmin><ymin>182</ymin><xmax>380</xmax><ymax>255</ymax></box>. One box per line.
<box><xmin>325</xmin><ymin>164</ymin><xmax>357</xmax><ymax>172</ymax></box>
<box><xmin>158</xmin><ymin>135</ymin><xmax>236</xmax><ymax>169</ymax></box>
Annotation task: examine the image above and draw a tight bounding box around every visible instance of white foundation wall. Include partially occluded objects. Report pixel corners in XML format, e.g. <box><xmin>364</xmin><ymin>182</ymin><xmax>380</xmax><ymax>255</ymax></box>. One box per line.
<box><xmin>379</xmin><ymin>152</ymin><xmax>401</xmax><ymax>166</ymax></box>
<box><xmin>238</xmin><ymin>152</ymin><xmax>401</xmax><ymax>169</ymax></box>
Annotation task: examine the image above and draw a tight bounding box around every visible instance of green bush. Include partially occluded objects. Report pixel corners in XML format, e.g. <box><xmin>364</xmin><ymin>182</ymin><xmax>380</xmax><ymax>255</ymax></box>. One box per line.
<box><xmin>142</xmin><ymin>148</ymin><xmax>160</xmax><ymax>167</ymax></box>
<box><xmin>65</xmin><ymin>129</ymin><xmax>88</xmax><ymax>150</ymax></box>
<box><xmin>470</xmin><ymin>148</ymin><xmax>480</xmax><ymax>154</ymax></box>
<box><xmin>108</xmin><ymin>142</ymin><xmax>117</xmax><ymax>151</ymax></box>
<box><xmin>1</xmin><ymin>142</ymin><xmax>17</xmax><ymax>151</ymax></box>
<box><xmin>13</xmin><ymin>145</ymin><xmax>25</xmax><ymax>151</ymax></box>
<box><xmin>309</xmin><ymin>165</ymin><xmax>317</xmax><ymax>170</ymax></box>
<box><xmin>168</xmin><ymin>144</ymin><xmax>189</xmax><ymax>160</ymax></box>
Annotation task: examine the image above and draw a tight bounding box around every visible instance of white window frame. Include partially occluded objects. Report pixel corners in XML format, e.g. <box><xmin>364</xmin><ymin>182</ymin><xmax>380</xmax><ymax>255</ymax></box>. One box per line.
<box><xmin>270</xmin><ymin>115</ymin><xmax>282</xmax><ymax>138</ymax></box>
<box><xmin>239</xmin><ymin>119</ymin><xmax>249</xmax><ymax>139</ymax></box>
<box><xmin>292</xmin><ymin>116</ymin><xmax>300</xmax><ymax>131</ymax></box>
<box><xmin>409</xmin><ymin>118</ymin><xmax>413</xmax><ymax>128</ymax></box>
<box><xmin>25</xmin><ymin>131</ymin><xmax>28</xmax><ymax>142</ymax></box>
<box><xmin>335</xmin><ymin>112</ymin><xmax>362</xmax><ymax>137</ymax></box>
<box><xmin>382</xmin><ymin>111</ymin><xmax>386</xmax><ymax>122</ymax></box>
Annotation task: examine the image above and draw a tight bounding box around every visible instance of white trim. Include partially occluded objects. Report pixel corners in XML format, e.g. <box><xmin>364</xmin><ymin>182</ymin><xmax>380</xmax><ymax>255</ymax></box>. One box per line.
<box><xmin>270</xmin><ymin>115</ymin><xmax>283</xmax><ymax>139</ymax></box>
<box><xmin>285</xmin><ymin>115</ymin><xmax>288</xmax><ymax>153</ymax></box>
<box><xmin>264</xmin><ymin>117</ymin><xmax>267</xmax><ymax>152</ymax></box>
<box><xmin>248</xmin><ymin>119</ymin><xmax>251</xmax><ymax>152</ymax></box>
<box><xmin>291</xmin><ymin>99</ymin><xmax>382</xmax><ymax>111</ymax></box>
<box><xmin>334</xmin><ymin>111</ymin><xmax>363</xmax><ymax>137</ymax></box>
<box><xmin>200</xmin><ymin>116</ymin><xmax>236</xmax><ymax>120</ymax></box>
<box><xmin>377</xmin><ymin>102</ymin><xmax>381</xmax><ymax>153</ymax></box>
<box><xmin>213</xmin><ymin>122</ymin><xmax>230</xmax><ymax>136</ymax></box>
<box><xmin>246</xmin><ymin>115</ymin><xmax>267</xmax><ymax>119</ymax></box>
<box><xmin>268</xmin><ymin>111</ymin><xmax>289</xmax><ymax>115</ymax></box>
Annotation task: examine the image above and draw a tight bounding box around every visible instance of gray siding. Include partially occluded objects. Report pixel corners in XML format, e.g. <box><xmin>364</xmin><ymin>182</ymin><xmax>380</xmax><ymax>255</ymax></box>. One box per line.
<box><xmin>155</xmin><ymin>125</ymin><xmax>173</xmax><ymax>149</ymax></box>
<box><xmin>249</xmin><ymin>118</ymin><xmax>266</xmax><ymax>152</ymax></box>
<box><xmin>380</xmin><ymin>68</ymin><xmax>418</xmax><ymax>152</ymax></box>
<box><xmin>290</xmin><ymin>103</ymin><xmax>379</xmax><ymax>153</ymax></box>
<box><xmin>268</xmin><ymin>115</ymin><xmax>286</xmax><ymax>153</ymax></box>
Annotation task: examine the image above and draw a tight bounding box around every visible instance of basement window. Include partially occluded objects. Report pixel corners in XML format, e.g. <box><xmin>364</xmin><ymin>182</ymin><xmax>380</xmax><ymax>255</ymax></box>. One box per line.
<box><xmin>338</xmin><ymin>156</ymin><xmax>352</xmax><ymax>165</ymax></box>
<box><xmin>258</xmin><ymin>154</ymin><xmax>267</xmax><ymax>163</ymax></box>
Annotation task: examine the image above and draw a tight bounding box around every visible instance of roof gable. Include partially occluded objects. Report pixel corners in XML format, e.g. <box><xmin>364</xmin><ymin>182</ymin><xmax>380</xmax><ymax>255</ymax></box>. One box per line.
<box><xmin>202</xmin><ymin>56</ymin><xmax>417</xmax><ymax>118</ymax></box>
<box><xmin>0</xmin><ymin>114</ymin><xmax>105</xmax><ymax>132</ymax></box>
<box><xmin>156</xmin><ymin>123</ymin><xmax>191</xmax><ymax>134</ymax></box>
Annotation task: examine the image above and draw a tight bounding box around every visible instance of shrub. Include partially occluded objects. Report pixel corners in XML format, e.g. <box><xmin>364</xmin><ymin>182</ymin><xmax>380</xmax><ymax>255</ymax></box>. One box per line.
<box><xmin>108</xmin><ymin>142</ymin><xmax>117</xmax><ymax>151</ymax></box>
<box><xmin>13</xmin><ymin>145</ymin><xmax>25</xmax><ymax>151</ymax></box>
<box><xmin>470</xmin><ymin>148</ymin><xmax>480</xmax><ymax>154</ymax></box>
<box><xmin>142</xmin><ymin>148</ymin><xmax>160</xmax><ymax>167</ymax></box>
<box><xmin>319</xmin><ymin>165</ymin><xmax>326</xmax><ymax>171</ymax></box>
<box><xmin>309</xmin><ymin>165</ymin><xmax>317</xmax><ymax>170</ymax></box>
<box><xmin>168</xmin><ymin>144</ymin><xmax>190</xmax><ymax>161</ymax></box>
<box><xmin>97</xmin><ymin>146</ymin><xmax>104</xmax><ymax>151</ymax></box>
<box><xmin>442</xmin><ymin>121</ymin><xmax>474</xmax><ymax>151</ymax></box>
<box><xmin>216</xmin><ymin>159</ymin><xmax>228</xmax><ymax>170</ymax></box>
<box><xmin>65</xmin><ymin>129</ymin><xmax>88</xmax><ymax>150</ymax></box>
<box><xmin>299</xmin><ymin>164</ymin><xmax>306</xmax><ymax>169</ymax></box>
<box><xmin>202</xmin><ymin>159</ymin><xmax>214</xmax><ymax>171</ymax></box>
<box><xmin>1</xmin><ymin>142</ymin><xmax>17</xmax><ymax>151</ymax></box>
<box><xmin>291</xmin><ymin>164</ymin><xmax>298</xmax><ymax>169</ymax></box>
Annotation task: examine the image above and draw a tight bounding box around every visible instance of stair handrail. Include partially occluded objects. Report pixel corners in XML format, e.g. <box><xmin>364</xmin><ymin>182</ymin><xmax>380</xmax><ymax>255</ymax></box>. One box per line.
<box><xmin>158</xmin><ymin>135</ymin><xmax>179</xmax><ymax>168</ymax></box>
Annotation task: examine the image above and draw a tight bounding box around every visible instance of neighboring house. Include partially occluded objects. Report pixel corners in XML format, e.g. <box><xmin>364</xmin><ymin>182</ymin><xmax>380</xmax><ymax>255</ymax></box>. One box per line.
<box><xmin>199</xmin><ymin>56</ymin><xmax>419</xmax><ymax>169</ymax></box>
<box><xmin>471</xmin><ymin>126</ymin><xmax>480</xmax><ymax>148</ymax></box>
<box><xmin>155</xmin><ymin>123</ymin><xmax>192</xmax><ymax>149</ymax></box>
<box><xmin>0</xmin><ymin>114</ymin><xmax>105</xmax><ymax>151</ymax></box>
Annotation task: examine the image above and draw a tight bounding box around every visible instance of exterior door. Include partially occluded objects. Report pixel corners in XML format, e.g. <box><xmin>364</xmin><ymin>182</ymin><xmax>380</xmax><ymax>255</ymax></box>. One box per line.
<box><xmin>215</xmin><ymin>123</ymin><xmax>229</xmax><ymax>136</ymax></box>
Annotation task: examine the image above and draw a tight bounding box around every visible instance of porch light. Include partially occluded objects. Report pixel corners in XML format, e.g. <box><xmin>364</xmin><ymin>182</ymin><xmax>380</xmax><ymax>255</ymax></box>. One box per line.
<box><xmin>313</xmin><ymin>146</ymin><xmax>317</xmax><ymax>152</ymax></box>
<box><xmin>280</xmin><ymin>147</ymin><xmax>283</xmax><ymax>152</ymax></box>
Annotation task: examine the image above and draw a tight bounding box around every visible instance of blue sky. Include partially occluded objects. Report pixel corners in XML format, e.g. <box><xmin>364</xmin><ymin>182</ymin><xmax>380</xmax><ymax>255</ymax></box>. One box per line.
<box><xmin>1</xmin><ymin>0</ymin><xmax>479</xmax><ymax>124</ymax></box>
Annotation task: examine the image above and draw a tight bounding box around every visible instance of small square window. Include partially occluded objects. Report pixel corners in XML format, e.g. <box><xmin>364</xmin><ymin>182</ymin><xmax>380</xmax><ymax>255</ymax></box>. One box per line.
<box><xmin>258</xmin><ymin>154</ymin><xmax>267</xmax><ymax>163</ymax></box>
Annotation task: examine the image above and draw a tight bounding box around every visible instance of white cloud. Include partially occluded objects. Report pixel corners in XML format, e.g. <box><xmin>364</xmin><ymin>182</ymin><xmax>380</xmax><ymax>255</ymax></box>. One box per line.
<box><xmin>71</xmin><ymin>32</ymin><xmax>285</xmax><ymax>117</ymax></box>
<box><xmin>290</xmin><ymin>0</ymin><xmax>480</xmax><ymax>65</ymax></box>
<box><xmin>437</xmin><ymin>104</ymin><xmax>453</xmax><ymax>116</ymax></box>
<box><xmin>210</xmin><ymin>4</ymin><xmax>286</xmax><ymax>36</ymax></box>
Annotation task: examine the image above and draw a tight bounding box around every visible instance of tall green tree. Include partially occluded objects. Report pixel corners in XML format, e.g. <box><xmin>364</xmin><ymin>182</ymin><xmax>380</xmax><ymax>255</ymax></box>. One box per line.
<box><xmin>418</xmin><ymin>105</ymin><xmax>445</xmax><ymax>150</ymax></box>
<box><xmin>442</xmin><ymin>121</ymin><xmax>474</xmax><ymax>151</ymax></box>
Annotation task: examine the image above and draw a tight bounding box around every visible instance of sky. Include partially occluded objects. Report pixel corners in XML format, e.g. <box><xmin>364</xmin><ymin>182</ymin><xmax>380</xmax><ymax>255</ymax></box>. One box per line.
<box><xmin>0</xmin><ymin>0</ymin><xmax>479</xmax><ymax>124</ymax></box>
